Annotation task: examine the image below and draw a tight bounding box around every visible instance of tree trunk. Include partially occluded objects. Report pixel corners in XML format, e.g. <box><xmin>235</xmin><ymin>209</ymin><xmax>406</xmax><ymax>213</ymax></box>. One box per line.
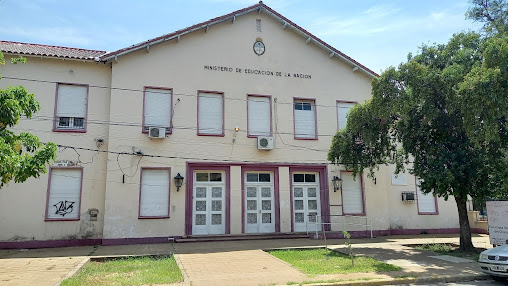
<box><xmin>454</xmin><ymin>196</ymin><xmax>476</xmax><ymax>252</ymax></box>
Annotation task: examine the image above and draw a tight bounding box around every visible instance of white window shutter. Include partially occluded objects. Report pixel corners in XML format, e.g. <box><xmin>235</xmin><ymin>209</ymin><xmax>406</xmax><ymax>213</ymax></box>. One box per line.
<box><xmin>144</xmin><ymin>88</ymin><xmax>171</xmax><ymax>128</ymax></box>
<box><xmin>140</xmin><ymin>169</ymin><xmax>170</xmax><ymax>217</ymax></box>
<box><xmin>198</xmin><ymin>93</ymin><xmax>223</xmax><ymax>135</ymax></box>
<box><xmin>47</xmin><ymin>169</ymin><xmax>82</xmax><ymax>219</ymax></box>
<box><xmin>341</xmin><ymin>172</ymin><xmax>364</xmax><ymax>214</ymax></box>
<box><xmin>56</xmin><ymin>84</ymin><xmax>87</xmax><ymax>118</ymax></box>
<box><xmin>417</xmin><ymin>184</ymin><xmax>437</xmax><ymax>213</ymax></box>
<box><xmin>294</xmin><ymin>101</ymin><xmax>316</xmax><ymax>138</ymax></box>
<box><xmin>337</xmin><ymin>102</ymin><xmax>355</xmax><ymax>130</ymax></box>
<box><xmin>248</xmin><ymin>96</ymin><xmax>270</xmax><ymax>136</ymax></box>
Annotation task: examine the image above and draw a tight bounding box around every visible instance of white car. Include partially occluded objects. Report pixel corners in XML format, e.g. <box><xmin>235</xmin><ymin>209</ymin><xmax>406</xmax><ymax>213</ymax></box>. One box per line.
<box><xmin>479</xmin><ymin>244</ymin><xmax>508</xmax><ymax>281</ymax></box>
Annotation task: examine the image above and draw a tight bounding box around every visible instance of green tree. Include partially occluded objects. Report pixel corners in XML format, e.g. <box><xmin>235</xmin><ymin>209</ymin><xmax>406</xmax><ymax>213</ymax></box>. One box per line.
<box><xmin>466</xmin><ymin>0</ymin><xmax>507</xmax><ymax>34</ymax></box>
<box><xmin>328</xmin><ymin>31</ymin><xmax>506</xmax><ymax>252</ymax></box>
<box><xmin>0</xmin><ymin>52</ymin><xmax>57</xmax><ymax>188</ymax></box>
<box><xmin>462</xmin><ymin>0</ymin><xmax>508</xmax><ymax>198</ymax></box>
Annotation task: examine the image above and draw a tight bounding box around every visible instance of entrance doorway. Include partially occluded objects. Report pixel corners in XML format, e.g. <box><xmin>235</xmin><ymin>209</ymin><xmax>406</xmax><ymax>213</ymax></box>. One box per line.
<box><xmin>244</xmin><ymin>172</ymin><xmax>275</xmax><ymax>233</ymax></box>
<box><xmin>292</xmin><ymin>172</ymin><xmax>321</xmax><ymax>232</ymax></box>
<box><xmin>192</xmin><ymin>171</ymin><xmax>226</xmax><ymax>235</ymax></box>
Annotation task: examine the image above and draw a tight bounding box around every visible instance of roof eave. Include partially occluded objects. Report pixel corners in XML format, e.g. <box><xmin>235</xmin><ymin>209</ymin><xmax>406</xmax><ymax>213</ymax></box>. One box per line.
<box><xmin>1</xmin><ymin>51</ymin><xmax>102</xmax><ymax>62</ymax></box>
<box><xmin>100</xmin><ymin>3</ymin><xmax>378</xmax><ymax>78</ymax></box>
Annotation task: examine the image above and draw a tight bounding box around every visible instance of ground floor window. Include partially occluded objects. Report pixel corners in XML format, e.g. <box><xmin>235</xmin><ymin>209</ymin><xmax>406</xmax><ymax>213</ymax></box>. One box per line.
<box><xmin>341</xmin><ymin>172</ymin><xmax>365</xmax><ymax>215</ymax></box>
<box><xmin>416</xmin><ymin>180</ymin><xmax>438</xmax><ymax>214</ymax></box>
<box><xmin>45</xmin><ymin>167</ymin><xmax>83</xmax><ymax>220</ymax></box>
<box><xmin>139</xmin><ymin>168</ymin><xmax>170</xmax><ymax>218</ymax></box>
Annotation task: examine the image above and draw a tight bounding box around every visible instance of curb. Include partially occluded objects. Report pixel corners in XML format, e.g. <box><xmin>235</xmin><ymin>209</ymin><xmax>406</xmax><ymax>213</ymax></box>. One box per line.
<box><xmin>280</xmin><ymin>273</ymin><xmax>491</xmax><ymax>286</ymax></box>
<box><xmin>54</xmin><ymin>256</ymin><xmax>90</xmax><ymax>286</ymax></box>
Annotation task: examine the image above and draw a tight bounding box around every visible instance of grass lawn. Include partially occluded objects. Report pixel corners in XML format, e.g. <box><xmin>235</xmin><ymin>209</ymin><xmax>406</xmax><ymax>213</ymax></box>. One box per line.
<box><xmin>268</xmin><ymin>249</ymin><xmax>401</xmax><ymax>275</ymax></box>
<box><xmin>61</xmin><ymin>256</ymin><xmax>184</xmax><ymax>286</ymax></box>
<box><xmin>414</xmin><ymin>243</ymin><xmax>481</xmax><ymax>261</ymax></box>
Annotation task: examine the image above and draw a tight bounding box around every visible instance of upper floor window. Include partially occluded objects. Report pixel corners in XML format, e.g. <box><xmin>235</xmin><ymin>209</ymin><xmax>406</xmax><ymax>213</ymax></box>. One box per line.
<box><xmin>247</xmin><ymin>95</ymin><xmax>271</xmax><ymax>137</ymax></box>
<box><xmin>54</xmin><ymin>83</ymin><xmax>88</xmax><ymax>132</ymax></box>
<box><xmin>294</xmin><ymin>99</ymin><xmax>317</xmax><ymax>139</ymax></box>
<box><xmin>143</xmin><ymin>87</ymin><xmax>172</xmax><ymax>133</ymax></box>
<box><xmin>198</xmin><ymin>91</ymin><xmax>224</xmax><ymax>136</ymax></box>
<box><xmin>337</xmin><ymin>101</ymin><xmax>356</xmax><ymax>130</ymax></box>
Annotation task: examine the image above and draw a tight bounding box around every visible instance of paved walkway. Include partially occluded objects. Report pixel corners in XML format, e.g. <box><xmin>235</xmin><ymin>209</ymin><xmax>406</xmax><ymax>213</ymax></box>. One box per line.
<box><xmin>0</xmin><ymin>234</ymin><xmax>493</xmax><ymax>286</ymax></box>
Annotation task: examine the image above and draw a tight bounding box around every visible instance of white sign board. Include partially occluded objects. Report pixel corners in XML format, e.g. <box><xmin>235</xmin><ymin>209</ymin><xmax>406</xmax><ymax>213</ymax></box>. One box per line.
<box><xmin>391</xmin><ymin>174</ymin><xmax>407</xmax><ymax>185</ymax></box>
<box><xmin>486</xmin><ymin>201</ymin><xmax>508</xmax><ymax>245</ymax></box>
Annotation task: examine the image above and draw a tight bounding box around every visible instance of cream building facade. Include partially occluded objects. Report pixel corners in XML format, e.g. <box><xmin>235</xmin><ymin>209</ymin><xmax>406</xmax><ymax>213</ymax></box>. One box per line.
<box><xmin>0</xmin><ymin>3</ymin><xmax>465</xmax><ymax>248</ymax></box>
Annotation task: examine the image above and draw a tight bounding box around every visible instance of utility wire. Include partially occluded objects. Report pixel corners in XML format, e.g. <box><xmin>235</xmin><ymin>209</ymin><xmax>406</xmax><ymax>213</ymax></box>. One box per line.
<box><xmin>44</xmin><ymin>141</ymin><xmax>407</xmax><ymax>167</ymax></box>
<box><xmin>22</xmin><ymin>115</ymin><xmax>340</xmax><ymax>137</ymax></box>
<box><xmin>2</xmin><ymin>75</ymin><xmax>358</xmax><ymax>109</ymax></box>
<box><xmin>46</xmin><ymin>142</ymin><xmax>335</xmax><ymax>165</ymax></box>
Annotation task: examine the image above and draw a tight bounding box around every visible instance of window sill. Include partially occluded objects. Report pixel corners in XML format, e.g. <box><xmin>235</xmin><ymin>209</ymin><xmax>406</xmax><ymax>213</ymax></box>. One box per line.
<box><xmin>418</xmin><ymin>212</ymin><xmax>439</xmax><ymax>215</ymax></box>
<box><xmin>53</xmin><ymin>128</ymin><xmax>87</xmax><ymax>133</ymax></box>
<box><xmin>247</xmin><ymin>134</ymin><xmax>272</xmax><ymax>138</ymax></box>
<box><xmin>138</xmin><ymin>216</ymin><xmax>170</xmax><ymax>219</ymax></box>
<box><xmin>197</xmin><ymin>133</ymin><xmax>225</xmax><ymax>137</ymax></box>
<box><xmin>45</xmin><ymin>218</ymin><xmax>80</xmax><ymax>222</ymax></box>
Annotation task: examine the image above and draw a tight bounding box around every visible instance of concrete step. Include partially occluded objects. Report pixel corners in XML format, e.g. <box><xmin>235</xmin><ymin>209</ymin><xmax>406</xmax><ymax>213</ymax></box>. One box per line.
<box><xmin>175</xmin><ymin>233</ymin><xmax>310</xmax><ymax>243</ymax></box>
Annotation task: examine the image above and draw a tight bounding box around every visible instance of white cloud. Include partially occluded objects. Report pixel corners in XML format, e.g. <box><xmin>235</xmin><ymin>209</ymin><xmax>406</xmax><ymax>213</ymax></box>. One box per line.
<box><xmin>308</xmin><ymin>4</ymin><xmax>470</xmax><ymax>39</ymax></box>
<box><xmin>0</xmin><ymin>26</ymin><xmax>92</xmax><ymax>46</ymax></box>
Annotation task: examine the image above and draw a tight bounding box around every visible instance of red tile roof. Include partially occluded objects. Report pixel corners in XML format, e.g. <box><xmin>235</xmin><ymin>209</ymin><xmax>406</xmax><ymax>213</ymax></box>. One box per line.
<box><xmin>0</xmin><ymin>41</ymin><xmax>106</xmax><ymax>61</ymax></box>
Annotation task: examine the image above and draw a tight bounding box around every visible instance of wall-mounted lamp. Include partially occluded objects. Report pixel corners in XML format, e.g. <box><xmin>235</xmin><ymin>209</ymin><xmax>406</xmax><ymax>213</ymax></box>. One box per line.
<box><xmin>332</xmin><ymin>176</ymin><xmax>342</xmax><ymax>192</ymax></box>
<box><xmin>174</xmin><ymin>173</ymin><xmax>184</xmax><ymax>191</ymax></box>
<box><xmin>233</xmin><ymin>126</ymin><xmax>240</xmax><ymax>143</ymax></box>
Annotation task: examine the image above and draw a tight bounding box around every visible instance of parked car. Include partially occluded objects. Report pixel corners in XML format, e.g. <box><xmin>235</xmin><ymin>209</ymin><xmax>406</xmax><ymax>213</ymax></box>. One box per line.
<box><xmin>479</xmin><ymin>244</ymin><xmax>508</xmax><ymax>281</ymax></box>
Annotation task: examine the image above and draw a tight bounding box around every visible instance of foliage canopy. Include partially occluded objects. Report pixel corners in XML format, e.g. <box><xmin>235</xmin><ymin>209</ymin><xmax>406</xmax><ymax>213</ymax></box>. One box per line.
<box><xmin>0</xmin><ymin>52</ymin><xmax>56</xmax><ymax>188</ymax></box>
<box><xmin>328</xmin><ymin>1</ymin><xmax>508</xmax><ymax>250</ymax></box>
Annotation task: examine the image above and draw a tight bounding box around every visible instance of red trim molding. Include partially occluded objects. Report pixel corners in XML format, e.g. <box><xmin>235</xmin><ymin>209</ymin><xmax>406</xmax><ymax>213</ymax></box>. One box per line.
<box><xmin>44</xmin><ymin>166</ymin><xmax>84</xmax><ymax>222</ymax></box>
<box><xmin>246</xmin><ymin>94</ymin><xmax>273</xmax><ymax>137</ymax></box>
<box><xmin>241</xmin><ymin>166</ymin><xmax>280</xmax><ymax>233</ymax></box>
<box><xmin>415</xmin><ymin>177</ymin><xmax>439</xmax><ymax>215</ymax></box>
<box><xmin>197</xmin><ymin>90</ymin><xmax>225</xmax><ymax>137</ymax></box>
<box><xmin>340</xmin><ymin>170</ymin><xmax>366</xmax><ymax>216</ymax></box>
<box><xmin>293</xmin><ymin>97</ymin><xmax>318</xmax><ymax>140</ymax></box>
<box><xmin>52</xmin><ymin>82</ymin><xmax>89</xmax><ymax>133</ymax></box>
<box><xmin>142</xmin><ymin>86</ymin><xmax>173</xmax><ymax>134</ymax></box>
<box><xmin>138</xmin><ymin>167</ymin><xmax>171</xmax><ymax>219</ymax></box>
<box><xmin>336</xmin><ymin>100</ymin><xmax>358</xmax><ymax>131</ymax></box>
<box><xmin>185</xmin><ymin>163</ymin><xmax>231</xmax><ymax>235</ymax></box>
<box><xmin>289</xmin><ymin>165</ymin><xmax>330</xmax><ymax>232</ymax></box>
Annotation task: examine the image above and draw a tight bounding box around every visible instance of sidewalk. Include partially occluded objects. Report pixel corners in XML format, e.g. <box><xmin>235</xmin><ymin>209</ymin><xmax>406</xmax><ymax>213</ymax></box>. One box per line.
<box><xmin>0</xmin><ymin>234</ymin><xmax>493</xmax><ymax>286</ymax></box>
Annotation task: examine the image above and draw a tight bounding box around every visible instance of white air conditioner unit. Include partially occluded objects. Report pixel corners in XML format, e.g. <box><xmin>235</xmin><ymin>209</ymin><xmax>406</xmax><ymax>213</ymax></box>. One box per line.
<box><xmin>257</xmin><ymin>136</ymin><xmax>274</xmax><ymax>150</ymax></box>
<box><xmin>401</xmin><ymin>191</ymin><xmax>416</xmax><ymax>203</ymax></box>
<box><xmin>148</xmin><ymin>127</ymin><xmax>166</xmax><ymax>139</ymax></box>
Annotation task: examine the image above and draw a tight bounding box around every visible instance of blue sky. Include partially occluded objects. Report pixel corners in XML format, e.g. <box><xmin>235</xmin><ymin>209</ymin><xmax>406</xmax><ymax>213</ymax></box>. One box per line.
<box><xmin>0</xmin><ymin>0</ymin><xmax>480</xmax><ymax>73</ymax></box>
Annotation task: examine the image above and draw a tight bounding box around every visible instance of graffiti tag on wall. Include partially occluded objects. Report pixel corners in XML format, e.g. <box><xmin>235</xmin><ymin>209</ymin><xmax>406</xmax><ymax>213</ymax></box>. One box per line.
<box><xmin>53</xmin><ymin>201</ymin><xmax>75</xmax><ymax>216</ymax></box>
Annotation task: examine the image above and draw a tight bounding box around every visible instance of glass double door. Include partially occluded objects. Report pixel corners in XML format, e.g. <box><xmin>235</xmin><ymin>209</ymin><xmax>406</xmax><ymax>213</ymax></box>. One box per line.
<box><xmin>293</xmin><ymin>173</ymin><xmax>321</xmax><ymax>232</ymax></box>
<box><xmin>245</xmin><ymin>172</ymin><xmax>275</xmax><ymax>233</ymax></box>
<box><xmin>192</xmin><ymin>172</ymin><xmax>225</xmax><ymax>235</ymax></box>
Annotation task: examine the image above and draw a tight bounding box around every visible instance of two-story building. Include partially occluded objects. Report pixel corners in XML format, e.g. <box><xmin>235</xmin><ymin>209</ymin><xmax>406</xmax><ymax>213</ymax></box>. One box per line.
<box><xmin>0</xmin><ymin>2</ymin><xmax>464</xmax><ymax>248</ymax></box>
